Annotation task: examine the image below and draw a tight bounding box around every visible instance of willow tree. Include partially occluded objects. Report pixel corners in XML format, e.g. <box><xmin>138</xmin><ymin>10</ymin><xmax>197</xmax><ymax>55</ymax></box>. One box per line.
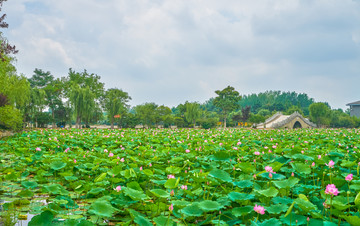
<box><xmin>69</xmin><ymin>84</ymin><xmax>95</xmax><ymax>129</ymax></box>
<box><xmin>103</xmin><ymin>88</ymin><xmax>131</xmax><ymax>129</ymax></box>
<box><xmin>184</xmin><ymin>102</ymin><xmax>201</xmax><ymax>128</ymax></box>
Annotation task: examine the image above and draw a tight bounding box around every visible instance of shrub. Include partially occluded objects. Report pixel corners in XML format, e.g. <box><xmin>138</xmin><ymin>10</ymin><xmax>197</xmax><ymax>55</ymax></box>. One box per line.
<box><xmin>0</xmin><ymin>105</ymin><xmax>23</xmax><ymax>131</ymax></box>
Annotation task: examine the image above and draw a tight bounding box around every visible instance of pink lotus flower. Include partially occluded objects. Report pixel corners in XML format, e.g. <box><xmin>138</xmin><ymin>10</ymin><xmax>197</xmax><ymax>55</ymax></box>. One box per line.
<box><xmin>345</xmin><ymin>174</ymin><xmax>353</xmax><ymax>182</ymax></box>
<box><xmin>73</xmin><ymin>159</ymin><xmax>77</xmax><ymax>163</ymax></box>
<box><xmin>181</xmin><ymin>185</ymin><xmax>187</xmax><ymax>190</ymax></box>
<box><xmin>104</xmin><ymin>149</ymin><xmax>108</xmax><ymax>153</ymax></box>
<box><xmin>291</xmin><ymin>172</ymin><xmax>295</xmax><ymax>177</ymax></box>
<box><xmin>254</xmin><ymin>151</ymin><xmax>260</xmax><ymax>155</ymax></box>
<box><xmin>325</xmin><ymin>184</ymin><xmax>339</xmax><ymax>196</ymax></box>
<box><xmin>114</xmin><ymin>186</ymin><xmax>121</xmax><ymax>192</ymax></box>
<box><xmin>326</xmin><ymin>160</ymin><xmax>335</xmax><ymax>168</ymax></box>
<box><xmin>185</xmin><ymin>149</ymin><xmax>190</xmax><ymax>153</ymax></box>
<box><xmin>254</xmin><ymin>204</ymin><xmax>265</xmax><ymax>215</ymax></box>
<box><xmin>167</xmin><ymin>174</ymin><xmax>175</xmax><ymax>179</ymax></box>
<box><xmin>318</xmin><ymin>155</ymin><xmax>321</xmax><ymax>159</ymax></box>
<box><xmin>169</xmin><ymin>204</ymin><xmax>174</xmax><ymax>211</ymax></box>
<box><xmin>237</xmin><ymin>142</ymin><xmax>241</xmax><ymax>145</ymax></box>
<box><xmin>311</xmin><ymin>162</ymin><xmax>315</xmax><ymax>167</ymax></box>
<box><xmin>269</xmin><ymin>173</ymin><xmax>273</xmax><ymax>179</ymax></box>
<box><xmin>36</xmin><ymin>147</ymin><xmax>41</xmax><ymax>151</ymax></box>
<box><xmin>140</xmin><ymin>167</ymin><xmax>143</xmax><ymax>171</ymax></box>
<box><xmin>120</xmin><ymin>158</ymin><xmax>125</xmax><ymax>162</ymax></box>
<box><xmin>170</xmin><ymin>190</ymin><xmax>174</xmax><ymax>196</ymax></box>
<box><xmin>265</xmin><ymin>166</ymin><xmax>273</xmax><ymax>173</ymax></box>
<box><xmin>108</xmin><ymin>152</ymin><xmax>114</xmax><ymax>157</ymax></box>
<box><xmin>149</xmin><ymin>163</ymin><xmax>152</xmax><ymax>167</ymax></box>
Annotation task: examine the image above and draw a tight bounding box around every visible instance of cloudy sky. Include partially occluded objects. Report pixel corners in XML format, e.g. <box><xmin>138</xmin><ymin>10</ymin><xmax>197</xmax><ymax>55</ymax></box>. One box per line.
<box><xmin>2</xmin><ymin>0</ymin><xmax>360</xmax><ymax>109</ymax></box>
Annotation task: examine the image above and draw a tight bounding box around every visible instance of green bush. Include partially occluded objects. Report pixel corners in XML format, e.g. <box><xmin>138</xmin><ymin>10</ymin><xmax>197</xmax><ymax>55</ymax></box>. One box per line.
<box><xmin>0</xmin><ymin>105</ymin><xmax>23</xmax><ymax>131</ymax></box>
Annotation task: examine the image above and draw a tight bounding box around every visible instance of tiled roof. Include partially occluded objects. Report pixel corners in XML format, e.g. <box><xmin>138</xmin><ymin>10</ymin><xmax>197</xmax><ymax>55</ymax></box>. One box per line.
<box><xmin>346</xmin><ymin>101</ymin><xmax>360</xmax><ymax>106</ymax></box>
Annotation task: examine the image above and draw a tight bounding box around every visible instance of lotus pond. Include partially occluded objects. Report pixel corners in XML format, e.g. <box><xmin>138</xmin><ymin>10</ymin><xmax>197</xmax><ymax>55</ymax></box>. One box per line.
<box><xmin>1</xmin><ymin>128</ymin><xmax>360</xmax><ymax>226</ymax></box>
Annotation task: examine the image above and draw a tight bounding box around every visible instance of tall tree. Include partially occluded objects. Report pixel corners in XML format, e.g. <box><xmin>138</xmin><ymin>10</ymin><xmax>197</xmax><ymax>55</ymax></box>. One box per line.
<box><xmin>213</xmin><ymin>86</ymin><xmax>241</xmax><ymax>128</ymax></box>
<box><xmin>309</xmin><ymin>102</ymin><xmax>331</xmax><ymax>127</ymax></box>
<box><xmin>69</xmin><ymin>84</ymin><xmax>95</xmax><ymax>128</ymax></box>
<box><xmin>184</xmin><ymin>102</ymin><xmax>201</xmax><ymax>128</ymax></box>
<box><xmin>134</xmin><ymin>103</ymin><xmax>158</xmax><ymax>127</ymax></box>
<box><xmin>103</xmin><ymin>88</ymin><xmax>131</xmax><ymax>129</ymax></box>
<box><xmin>0</xmin><ymin>0</ymin><xmax>18</xmax><ymax>61</ymax></box>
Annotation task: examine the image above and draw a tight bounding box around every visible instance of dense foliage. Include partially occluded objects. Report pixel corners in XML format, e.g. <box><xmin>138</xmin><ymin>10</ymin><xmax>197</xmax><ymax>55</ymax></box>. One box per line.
<box><xmin>1</xmin><ymin>128</ymin><xmax>360</xmax><ymax>225</ymax></box>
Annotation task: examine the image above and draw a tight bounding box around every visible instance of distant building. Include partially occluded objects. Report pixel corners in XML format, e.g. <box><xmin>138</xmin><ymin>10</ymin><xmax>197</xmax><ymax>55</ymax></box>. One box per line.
<box><xmin>257</xmin><ymin>112</ymin><xmax>316</xmax><ymax>129</ymax></box>
<box><xmin>346</xmin><ymin>101</ymin><xmax>360</xmax><ymax>118</ymax></box>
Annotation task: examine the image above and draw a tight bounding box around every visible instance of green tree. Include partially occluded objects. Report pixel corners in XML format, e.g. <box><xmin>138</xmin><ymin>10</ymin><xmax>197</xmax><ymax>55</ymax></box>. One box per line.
<box><xmin>103</xmin><ymin>88</ymin><xmax>131</xmax><ymax>129</ymax></box>
<box><xmin>134</xmin><ymin>103</ymin><xmax>158</xmax><ymax>127</ymax></box>
<box><xmin>0</xmin><ymin>105</ymin><xmax>22</xmax><ymax>130</ymax></box>
<box><xmin>213</xmin><ymin>86</ymin><xmax>241</xmax><ymax>128</ymax></box>
<box><xmin>0</xmin><ymin>0</ymin><xmax>18</xmax><ymax>61</ymax></box>
<box><xmin>184</xmin><ymin>102</ymin><xmax>201</xmax><ymax>128</ymax></box>
<box><xmin>156</xmin><ymin>105</ymin><xmax>172</xmax><ymax>127</ymax></box>
<box><xmin>309</xmin><ymin>102</ymin><xmax>331</xmax><ymax>127</ymax></box>
<box><xmin>69</xmin><ymin>84</ymin><xmax>95</xmax><ymax>128</ymax></box>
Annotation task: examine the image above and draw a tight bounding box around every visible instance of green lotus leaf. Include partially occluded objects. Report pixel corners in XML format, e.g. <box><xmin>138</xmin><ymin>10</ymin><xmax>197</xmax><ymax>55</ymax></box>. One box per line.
<box><xmin>124</xmin><ymin>187</ymin><xmax>149</xmax><ymax>201</ymax></box>
<box><xmin>50</xmin><ymin>161</ymin><xmax>67</xmax><ymax>171</ymax></box>
<box><xmin>236</xmin><ymin>162</ymin><xmax>255</xmax><ymax>174</ymax></box>
<box><xmin>233</xmin><ymin>180</ymin><xmax>253</xmax><ymax>188</ymax></box>
<box><xmin>198</xmin><ymin>200</ymin><xmax>222</xmax><ymax>212</ymax></box>
<box><xmin>212</xmin><ymin>151</ymin><xmax>230</xmax><ymax>161</ymax></box>
<box><xmin>272</xmin><ymin>177</ymin><xmax>299</xmax><ymax>189</ymax></box>
<box><xmin>88</xmin><ymin>187</ymin><xmax>105</xmax><ymax>196</ymax></box>
<box><xmin>44</xmin><ymin>184</ymin><xmax>69</xmax><ymax>195</ymax></box>
<box><xmin>134</xmin><ymin>215</ymin><xmax>153</xmax><ymax>226</ymax></box>
<box><xmin>295</xmin><ymin>198</ymin><xmax>317</xmax><ymax>212</ymax></box>
<box><xmin>291</xmin><ymin>162</ymin><xmax>311</xmax><ymax>175</ymax></box>
<box><xmin>164</xmin><ymin>178</ymin><xmax>180</xmax><ymax>189</ymax></box>
<box><xmin>258</xmin><ymin>187</ymin><xmax>279</xmax><ymax>198</ymax></box>
<box><xmin>181</xmin><ymin>203</ymin><xmax>203</xmax><ymax>217</ymax></box>
<box><xmin>88</xmin><ymin>200</ymin><xmax>118</xmax><ymax>218</ymax></box>
<box><xmin>228</xmin><ymin>192</ymin><xmax>255</xmax><ymax>201</ymax></box>
<box><xmin>341</xmin><ymin>215</ymin><xmax>360</xmax><ymax>226</ymax></box>
<box><xmin>142</xmin><ymin>169</ymin><xmax>153</xmax><ymax>176</ymax></box>
<box><xmin>166</xmin><ymin>166</ymin><xmax>181</xmax><ymax>174</ymax></box>
<box><xmin>253</xmin><ymin>218</ymin><xmax>282</xmax><ymax>226</ymax></box>
<box><xmin>94</xmin><ymin>172</ymin><xmax>107</xmax><ymax>183</ymax></box>
<box><xmin>150</xmin><ymin>189</ymin><xmax>169</xmax><ymax>198</ymax></box>
<box><xmin>64</xmin><ymin>176</ymin><xmax>78</xmax><ymax>181</ymax></box>
<box><xmin>209</xmin><ymin>169</ymin><xmax>232</xmax><ymax>182</ymax></box>
<box><xmin>153</xmin><ymin>215</ymin><xmax>175</xmax><ymax>226</ymax></box>
<box><xmin>171</xmin><ymin>200</ymin><xmax>190</xmax><ymax>206</ymax></box>
<box><xmin>29</xmin><ymin>210</ymin><xmax>54</xmax><ymax>226</ymax></box>
<box><xmin>232</xmin><ymin>206</ymin><xmax>253</xmax><ymax>217</ymax></box>
<box><xmin>266</xmin><ymin>204</ymin><xmax>288</xmax><ymax>214</ymax></box>
<box><xmin>17</xmin><ymin>189</ymin><xmax>34</xmax><ymax>198</ymax></box>
<box><xmin>21</xmin><ymin>181</ymin><xmax>38</xmax><ymax>189</ymax></box>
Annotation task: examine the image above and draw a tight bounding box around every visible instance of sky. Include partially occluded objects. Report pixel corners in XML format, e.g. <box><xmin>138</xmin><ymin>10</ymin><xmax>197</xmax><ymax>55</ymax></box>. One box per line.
<box><xmin>2</xmin><ymin>0</ymin><xmax>360</xmax><ymax>109</ymax></box>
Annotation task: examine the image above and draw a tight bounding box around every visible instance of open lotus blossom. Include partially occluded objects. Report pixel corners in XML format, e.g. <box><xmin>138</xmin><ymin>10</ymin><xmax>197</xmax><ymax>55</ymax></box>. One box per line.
<box><xmin>265</xmin><ymin>166</ymin><xmax>273</xmax><ymax>173</ymax></box>
<box><xmin>167</xmin><ymin>174</ymin><xmax>175</xmax><ymax>179</ymax></box>
<box><xmin>104</xmin><ymin>149</ymin><xmax>108</xmax><ymax>153</ymax></box>
<box><xmin>36</xmin><ymin>147</ymin><xmax>41</xmax><ymax>151</ymax></box>
<box><xmin>254</xmin><ymin>151</ymin><xmax>260</xmax><ymax>155</ymax></box>
<box><xmin>181</xmin><ymin>185</ymin><xmax>188</xmax><ymax>190</ymax></box>
<box><xmin>114</xmin><ymin>186</ymin><xmax>121</xmax><ymax>192</ymax></box>
<box><xmin>311</xmin><ymin>162</ymin><xmax>315</xmax><ymax>167</ymax></box>
<box><xmin>185</xmin><ymin>149</ymin><xmax>190</xmax><ymax>153</ymax></box>
<box><xmin>345</xmin><ymin>174</ymin><xmax>353</xmax><ymax>182</ymax></box>
<box><xmin>326</xmin><ymin>160</ymin><xmax>335</xmax><ymax>168</ymax></box>
<box><xmin>73</xmin><ymin>159</ymin><xmax>77</xmax><ymax>163</ymax></box>
<box><xmin>120</xmin><ymin>158</ymin><xmax>125</xmax><ymax>162</ymax></box>
<box><xmin>325</xmin><ymin>184</ymin><xmax>339</xmax><ymax>196</ymax></box>
<box><xmin>254</xmin><ymin>204</ymin><xmax>265</xmax><ymax>215</ymax></box>
<box><xmin>108</xmin><ymin>152</ymin><xmax>114</xmax><ymax>157</ymax></box>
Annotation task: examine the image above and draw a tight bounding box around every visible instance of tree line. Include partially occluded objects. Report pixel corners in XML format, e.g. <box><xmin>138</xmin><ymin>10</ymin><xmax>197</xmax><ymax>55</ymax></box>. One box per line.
<box><xmin>1</xmin><ymin>65</ymin><xmax>359</xmax><ymax>130</ymax></box>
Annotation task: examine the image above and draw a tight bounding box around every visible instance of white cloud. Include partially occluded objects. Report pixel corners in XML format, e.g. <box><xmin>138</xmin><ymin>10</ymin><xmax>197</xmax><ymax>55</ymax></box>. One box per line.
<box><xmin>2</xmin><ymin>0</ymin><xmax>360</xmax><ymax>109</ymax></box>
